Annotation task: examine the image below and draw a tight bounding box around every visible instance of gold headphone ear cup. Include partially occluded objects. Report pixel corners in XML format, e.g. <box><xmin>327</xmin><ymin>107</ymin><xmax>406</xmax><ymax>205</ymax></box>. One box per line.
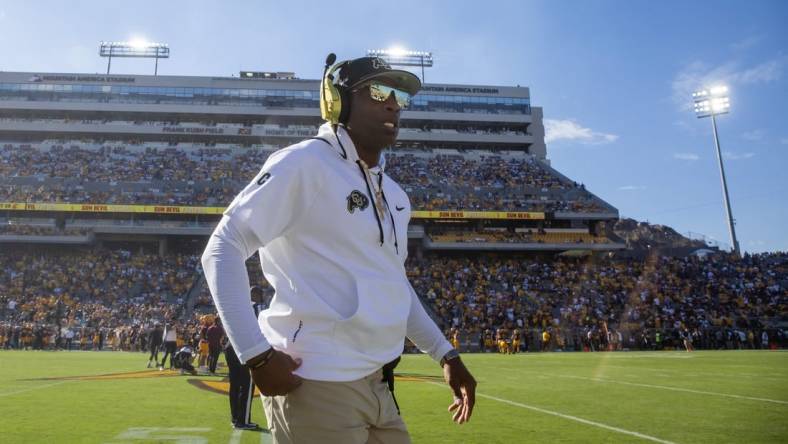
<box><xmin>327</xmin><ymin>84</ymin><xmax>342</xmax><ymax>124</ymax></box>
<box><xmin>320</xmin><ymin>61</ymin><xmax>347</xmax><ymax>124</ymax></box>
<box><xmin>320</xmin><ymin>79</ymin><xmax>334</xmax><ymax>122</ymax></box>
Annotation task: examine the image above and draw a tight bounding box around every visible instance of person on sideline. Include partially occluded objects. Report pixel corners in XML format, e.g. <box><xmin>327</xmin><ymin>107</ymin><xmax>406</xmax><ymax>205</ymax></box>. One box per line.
<box><xmin>203</xmin><ymin>55</ymin><xmax>476</xmax><ymax>443</ymax></box>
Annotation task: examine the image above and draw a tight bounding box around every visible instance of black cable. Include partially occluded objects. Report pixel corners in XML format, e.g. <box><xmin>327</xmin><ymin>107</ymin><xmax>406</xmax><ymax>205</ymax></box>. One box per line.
<box><xmin>382</xmin><ymin>357</ymin><xmax>401</xmax><ymax>415</ymax></box>
<box><xmin>333</xmin><ymin>125</ymin><xmax>348</xmax><ymax>159</ymax></box>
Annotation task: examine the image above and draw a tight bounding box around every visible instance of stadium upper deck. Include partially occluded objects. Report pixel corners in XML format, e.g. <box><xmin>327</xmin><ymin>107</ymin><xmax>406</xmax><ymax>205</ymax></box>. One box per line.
<box><xmin>0</xmin><ymin>71</ymin><xmax>544</xmax><ymax>156</ymax></box>
<box><xmin>0</xmin><ymin>70</ymin><xmax>622</xmax><ymax>252</ymax></box>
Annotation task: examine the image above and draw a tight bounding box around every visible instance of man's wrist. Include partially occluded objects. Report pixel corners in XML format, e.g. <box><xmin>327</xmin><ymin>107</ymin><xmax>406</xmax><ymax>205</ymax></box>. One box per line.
<box><xmin>440</xmin><ymin>348</ymin><xmax>460</xmax><ymax>368</ymax></box>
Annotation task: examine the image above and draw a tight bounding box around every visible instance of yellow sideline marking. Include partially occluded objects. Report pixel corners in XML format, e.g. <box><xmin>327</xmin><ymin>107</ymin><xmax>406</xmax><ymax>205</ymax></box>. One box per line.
<box><xmin>425</xmin><ymin>381</ymin><xmax>678</xmax><ymax>444</ymax></box>
<box><xmin>392</xmin><ymin>373</ymin><xmax>444</xmax><ymax>383</ymax></box>
<box><xmin>187</xmin><ymin>378</ymin><xmax>259</xmax><ymax>396</ymax></box>
<box><xmin>33</xmin><ymin>369</ymin><xmax>184</xmax><ymax>381</ymax></box>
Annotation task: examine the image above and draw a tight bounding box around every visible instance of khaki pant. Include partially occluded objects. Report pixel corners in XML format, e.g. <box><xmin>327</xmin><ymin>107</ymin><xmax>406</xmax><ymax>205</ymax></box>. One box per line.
<box><xmin>262</xmin><ymin>369</ymin><xmax>410</xmax><ymax>444</ymax></box>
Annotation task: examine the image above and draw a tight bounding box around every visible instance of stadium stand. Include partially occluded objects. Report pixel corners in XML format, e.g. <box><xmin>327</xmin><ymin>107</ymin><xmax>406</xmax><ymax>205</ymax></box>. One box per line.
<box><xmin>0</xmin><ymin>69</ymin><xmax>783</xmax><ymax>357</ymax></box>
<box><xmin>0</xmin><ymin>140</ymin><xmax>611</xmax><ymax>213</ymax></box>
<box><xmin>1</xmin><ymin>248</ymin><xmax>785</xmax><ymax>352</ymax></box>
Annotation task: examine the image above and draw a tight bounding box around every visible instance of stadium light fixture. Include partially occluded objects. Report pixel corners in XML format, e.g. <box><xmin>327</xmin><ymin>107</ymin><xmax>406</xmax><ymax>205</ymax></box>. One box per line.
<box><xmin>692</xmin><ymin>85</ymin><xmax>740</xmax><ymax>256</ymax></box>
<box><xmin>99</xmin><ymin>40</ymin><xmax>171</xmax><ymax>76</ymax></box>
<box><xmin>367</xmin><ymin>48</ymin><xmax>433</xmax><ymax>82</ymax></box>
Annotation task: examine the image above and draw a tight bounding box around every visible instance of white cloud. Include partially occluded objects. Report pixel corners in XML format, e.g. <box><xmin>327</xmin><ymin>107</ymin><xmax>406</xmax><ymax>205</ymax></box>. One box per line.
<box><xmin>741</xmin><ymin>129</ymin><xmax>765</xmax><ymax>141</ymax></box>
<box><xmin>671</xmin><ymin>57</ymin><xmax>784</xmax><ymax>110</ymax></box>
<box><xmin>544</xmin><ymin>119</ymin><xmax>618</xmax><ymax>145</ymax></box>
<box><xmin>673</xmin><ymin>153</ymin><xmax>700</xmax><ymax>161</ymax></box>
<box><xmin>723</xmin><ymin>151</ymin><xmax>755</xmax><ymax>160</ymax></box>
<box><xmin>618</xmin><ymin>185</ymin><xmax>646</xmax><ymax>191</ymax></box>
<box><xmin>730</xmin><ymin>35</ymin><xmax>763</xmax><ymax>51</ymax></box>
<box><xmin>738</xmin><ymin>60</ymin><xmax>782</xmax><ymax>84</ymax></box>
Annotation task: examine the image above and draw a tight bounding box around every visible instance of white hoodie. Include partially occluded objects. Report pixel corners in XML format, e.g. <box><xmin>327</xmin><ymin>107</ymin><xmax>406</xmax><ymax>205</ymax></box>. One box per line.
<box><xmin>202</xmin><ymin>123</ymin><xmax>452</xmax><ymax>381</ymax></box>
<box><xmin>163</xmin><ymin>325</ymin><xmax>177</xmax><ymax>342</ymax></box>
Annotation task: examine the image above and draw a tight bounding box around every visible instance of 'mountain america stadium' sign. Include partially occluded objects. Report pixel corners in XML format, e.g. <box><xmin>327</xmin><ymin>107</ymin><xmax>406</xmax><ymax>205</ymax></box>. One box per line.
<box><xmin>33</xmin><ymin>75</ymin><xmax>136</xmax><ymax>83</ymax></box>
<box><xmin>421</xmin><ymin>86</ymin><xmax>500</xmax><ymax>94</ymax></box>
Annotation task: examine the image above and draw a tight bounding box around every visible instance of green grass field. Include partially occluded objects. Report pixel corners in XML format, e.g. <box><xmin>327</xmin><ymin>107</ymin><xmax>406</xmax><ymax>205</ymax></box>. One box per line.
<box><xmin>1</xmin><ymin>350</ymin><xmax>786</xmax><ymax>443</ymax></box>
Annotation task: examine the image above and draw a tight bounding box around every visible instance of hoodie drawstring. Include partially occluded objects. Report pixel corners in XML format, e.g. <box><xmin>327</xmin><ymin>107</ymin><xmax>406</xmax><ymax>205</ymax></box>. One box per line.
<box><xmin>309</xmin><ymin>133</ymin><xmax>399</xmax><ymax>254</ymax></box>
<box><xmin>356</xmin><ymin>160</ymin><xmax>385</xmax><ymax>246</ymax></box>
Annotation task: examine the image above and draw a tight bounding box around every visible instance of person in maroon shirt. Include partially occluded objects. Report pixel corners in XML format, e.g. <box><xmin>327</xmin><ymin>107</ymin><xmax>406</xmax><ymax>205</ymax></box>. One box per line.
<box><xmin>206</xmin><ymin>318</ymin><xmax>225</xmax><ymax>374</ymax></box>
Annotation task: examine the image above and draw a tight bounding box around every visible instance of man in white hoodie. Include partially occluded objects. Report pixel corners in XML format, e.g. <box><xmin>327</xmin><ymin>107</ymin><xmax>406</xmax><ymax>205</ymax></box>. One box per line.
<box><xmin>202</xmin><ymin>55</ymin><xmax>476</xmax><ymax>443</ymax></box>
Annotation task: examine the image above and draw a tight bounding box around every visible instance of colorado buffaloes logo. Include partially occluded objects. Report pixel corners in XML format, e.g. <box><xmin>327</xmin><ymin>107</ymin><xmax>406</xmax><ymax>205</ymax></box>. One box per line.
<box><xmin>347</xmin><ymin>190</ymin><xmax>369</xmax><ymax>213</ymax></box>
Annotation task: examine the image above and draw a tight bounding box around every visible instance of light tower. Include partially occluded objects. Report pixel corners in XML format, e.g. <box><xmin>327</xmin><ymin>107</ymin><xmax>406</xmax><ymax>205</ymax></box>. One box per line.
<box><xmin>367</xmin><ymin>48</ymin><xmax>433</xmax><ymax>82</ymax></box>
<box><xmin>692</xmin><ymin>86</ymin><xmax>740</xmax><ymax>256</ymax></box>
<box><xmin>99</xmin><ymin>40</ymin><xmax>170</xmax><ymax>75</ymax></box>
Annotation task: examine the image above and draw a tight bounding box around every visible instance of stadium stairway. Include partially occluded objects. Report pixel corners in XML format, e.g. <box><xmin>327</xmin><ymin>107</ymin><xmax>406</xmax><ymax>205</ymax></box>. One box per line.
<box><xmin>537</xmin><ymin>160</ymin><xmax>618</xmax><ymax>213</ymax></box>
<box><xmin>180</xmin><ymin>272</ymin><xmax>207</xmax><ymax>320</ymax></box>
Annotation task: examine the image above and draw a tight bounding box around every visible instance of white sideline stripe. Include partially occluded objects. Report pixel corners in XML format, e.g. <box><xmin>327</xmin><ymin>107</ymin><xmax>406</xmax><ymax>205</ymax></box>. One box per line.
<box><xmin>560</xmin><ymin>375</ymin><xmax>788</xmax><ymax>405</ymax></box>
<box><xmin>0</xmin><ymin>381</ymin><xmax>67</xmax><ymax>397</ymax></box>
<box><xmin>425</xmin><ymin>382</ymin><xmax>677</xmax><ymax>444</ymax></box>
<box><xmin>229</xmin><ymin>429</ymin><xmax>242</xmax><ymax>444</ymax></box>
<box><xmin>603</xmin><ymin>364</ymin><xmax>786</xmax><ymax>382</ymax></box>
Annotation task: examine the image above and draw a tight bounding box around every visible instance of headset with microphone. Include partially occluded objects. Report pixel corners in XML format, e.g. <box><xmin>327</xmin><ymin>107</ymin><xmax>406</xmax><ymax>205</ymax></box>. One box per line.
<box><xmin>317</xmin><ymin>53</ymin><xmax>399</xmax><ymax>253</ymax></box>
<box><xmin>320</xmin><ymin>53</ymin><xmax>352</xmax><ymax>125</ymax></box>
<box><xmin>318</xmin><ymin>53</ymin><xmax>351</xmax><ymax>159</ymax></box>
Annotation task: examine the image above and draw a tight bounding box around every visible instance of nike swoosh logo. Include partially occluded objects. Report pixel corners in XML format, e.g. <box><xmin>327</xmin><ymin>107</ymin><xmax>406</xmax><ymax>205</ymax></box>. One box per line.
<box><xmin>395</xmin><ymin>206</ymin><xmax>405</xmax><ymax>211</ymax></box>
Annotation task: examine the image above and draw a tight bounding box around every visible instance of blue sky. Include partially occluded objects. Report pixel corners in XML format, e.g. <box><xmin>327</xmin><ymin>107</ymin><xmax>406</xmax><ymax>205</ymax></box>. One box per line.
<box><xmin>1</xmin><ymin>0</ymin><xmax>786</xmax><ymax>253</ymax></box>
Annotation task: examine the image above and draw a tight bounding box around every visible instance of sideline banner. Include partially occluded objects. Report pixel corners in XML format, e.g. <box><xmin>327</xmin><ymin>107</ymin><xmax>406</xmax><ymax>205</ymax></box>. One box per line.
<box><xmin>0</xmin><ymin>202</ymin><xmax>225</xmax><ymax>215</ymax></box>
<box><xmin>411</xmin><ymin>210</ymin><xmax>544</xmax><ymax>220</ymax></box>
<box><xmin>0</xmin><ymin>202</ymin><xmax>544</xmax><ymax>220</ymax></box>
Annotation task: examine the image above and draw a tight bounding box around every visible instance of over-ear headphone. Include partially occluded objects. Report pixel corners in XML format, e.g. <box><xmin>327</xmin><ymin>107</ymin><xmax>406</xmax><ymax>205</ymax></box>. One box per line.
<box><xmin>320</xmin><ymin>53</ymin><xmax>351</xmax><ymax>124</ymax></box>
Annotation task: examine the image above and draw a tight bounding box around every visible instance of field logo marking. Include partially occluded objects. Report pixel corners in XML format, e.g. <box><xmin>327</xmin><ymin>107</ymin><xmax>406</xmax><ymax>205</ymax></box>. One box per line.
<box><xmin>425</xmin><ymin>382</ymin><xmax>678</xmax><ymax>444</ymax></box>
<box><xmin>109</xmin><ymin>427</ymin><xmax>211</xmax><ymax>443</ymax></box>
<box><xmin>228</xmin><ymin>427</ymin><xmax>273</xmax><ymax>444</ymax></box>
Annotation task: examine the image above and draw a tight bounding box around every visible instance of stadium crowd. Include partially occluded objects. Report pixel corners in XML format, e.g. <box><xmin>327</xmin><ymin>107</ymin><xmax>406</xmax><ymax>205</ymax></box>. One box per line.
<box><xmin>0</xmin><ymin>224</ymin><xmax>90</xmax><ymax>236</ymax></box>
<box><xmin>409</xmin><ymin>251</ymin><xmax>787</xmax><ymax>352</ymax></box>
<box><xmin>0</xmin><ymin>249</ymin><xmax>202</xmax><ymax>351</ymax></box>
<box><xmin>0</xmin><ymin>143</ymin><xmax>609</xmax><ymax>212</ymax></box>
<box><xmin>1</xmin><ymin>247</ymin><xmax>785</xmax><ymax>353</ymax></box>
<box><xmin>428</xmin><ymin>228</ymin><xmax>611</xmax><ymax>244</ymax></box>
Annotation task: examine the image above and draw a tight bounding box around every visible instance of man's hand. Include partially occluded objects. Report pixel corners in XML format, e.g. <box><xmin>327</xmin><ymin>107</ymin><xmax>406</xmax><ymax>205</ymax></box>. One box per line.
<box><xmin>250</xmin><ymin>349</ymin><xmax>303</xmax><ymax>396</ymax></box>
<box><xmin>442</xmin><ymin>357</ymin><xmax>476</xmax><ymax>424</ymax></box>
